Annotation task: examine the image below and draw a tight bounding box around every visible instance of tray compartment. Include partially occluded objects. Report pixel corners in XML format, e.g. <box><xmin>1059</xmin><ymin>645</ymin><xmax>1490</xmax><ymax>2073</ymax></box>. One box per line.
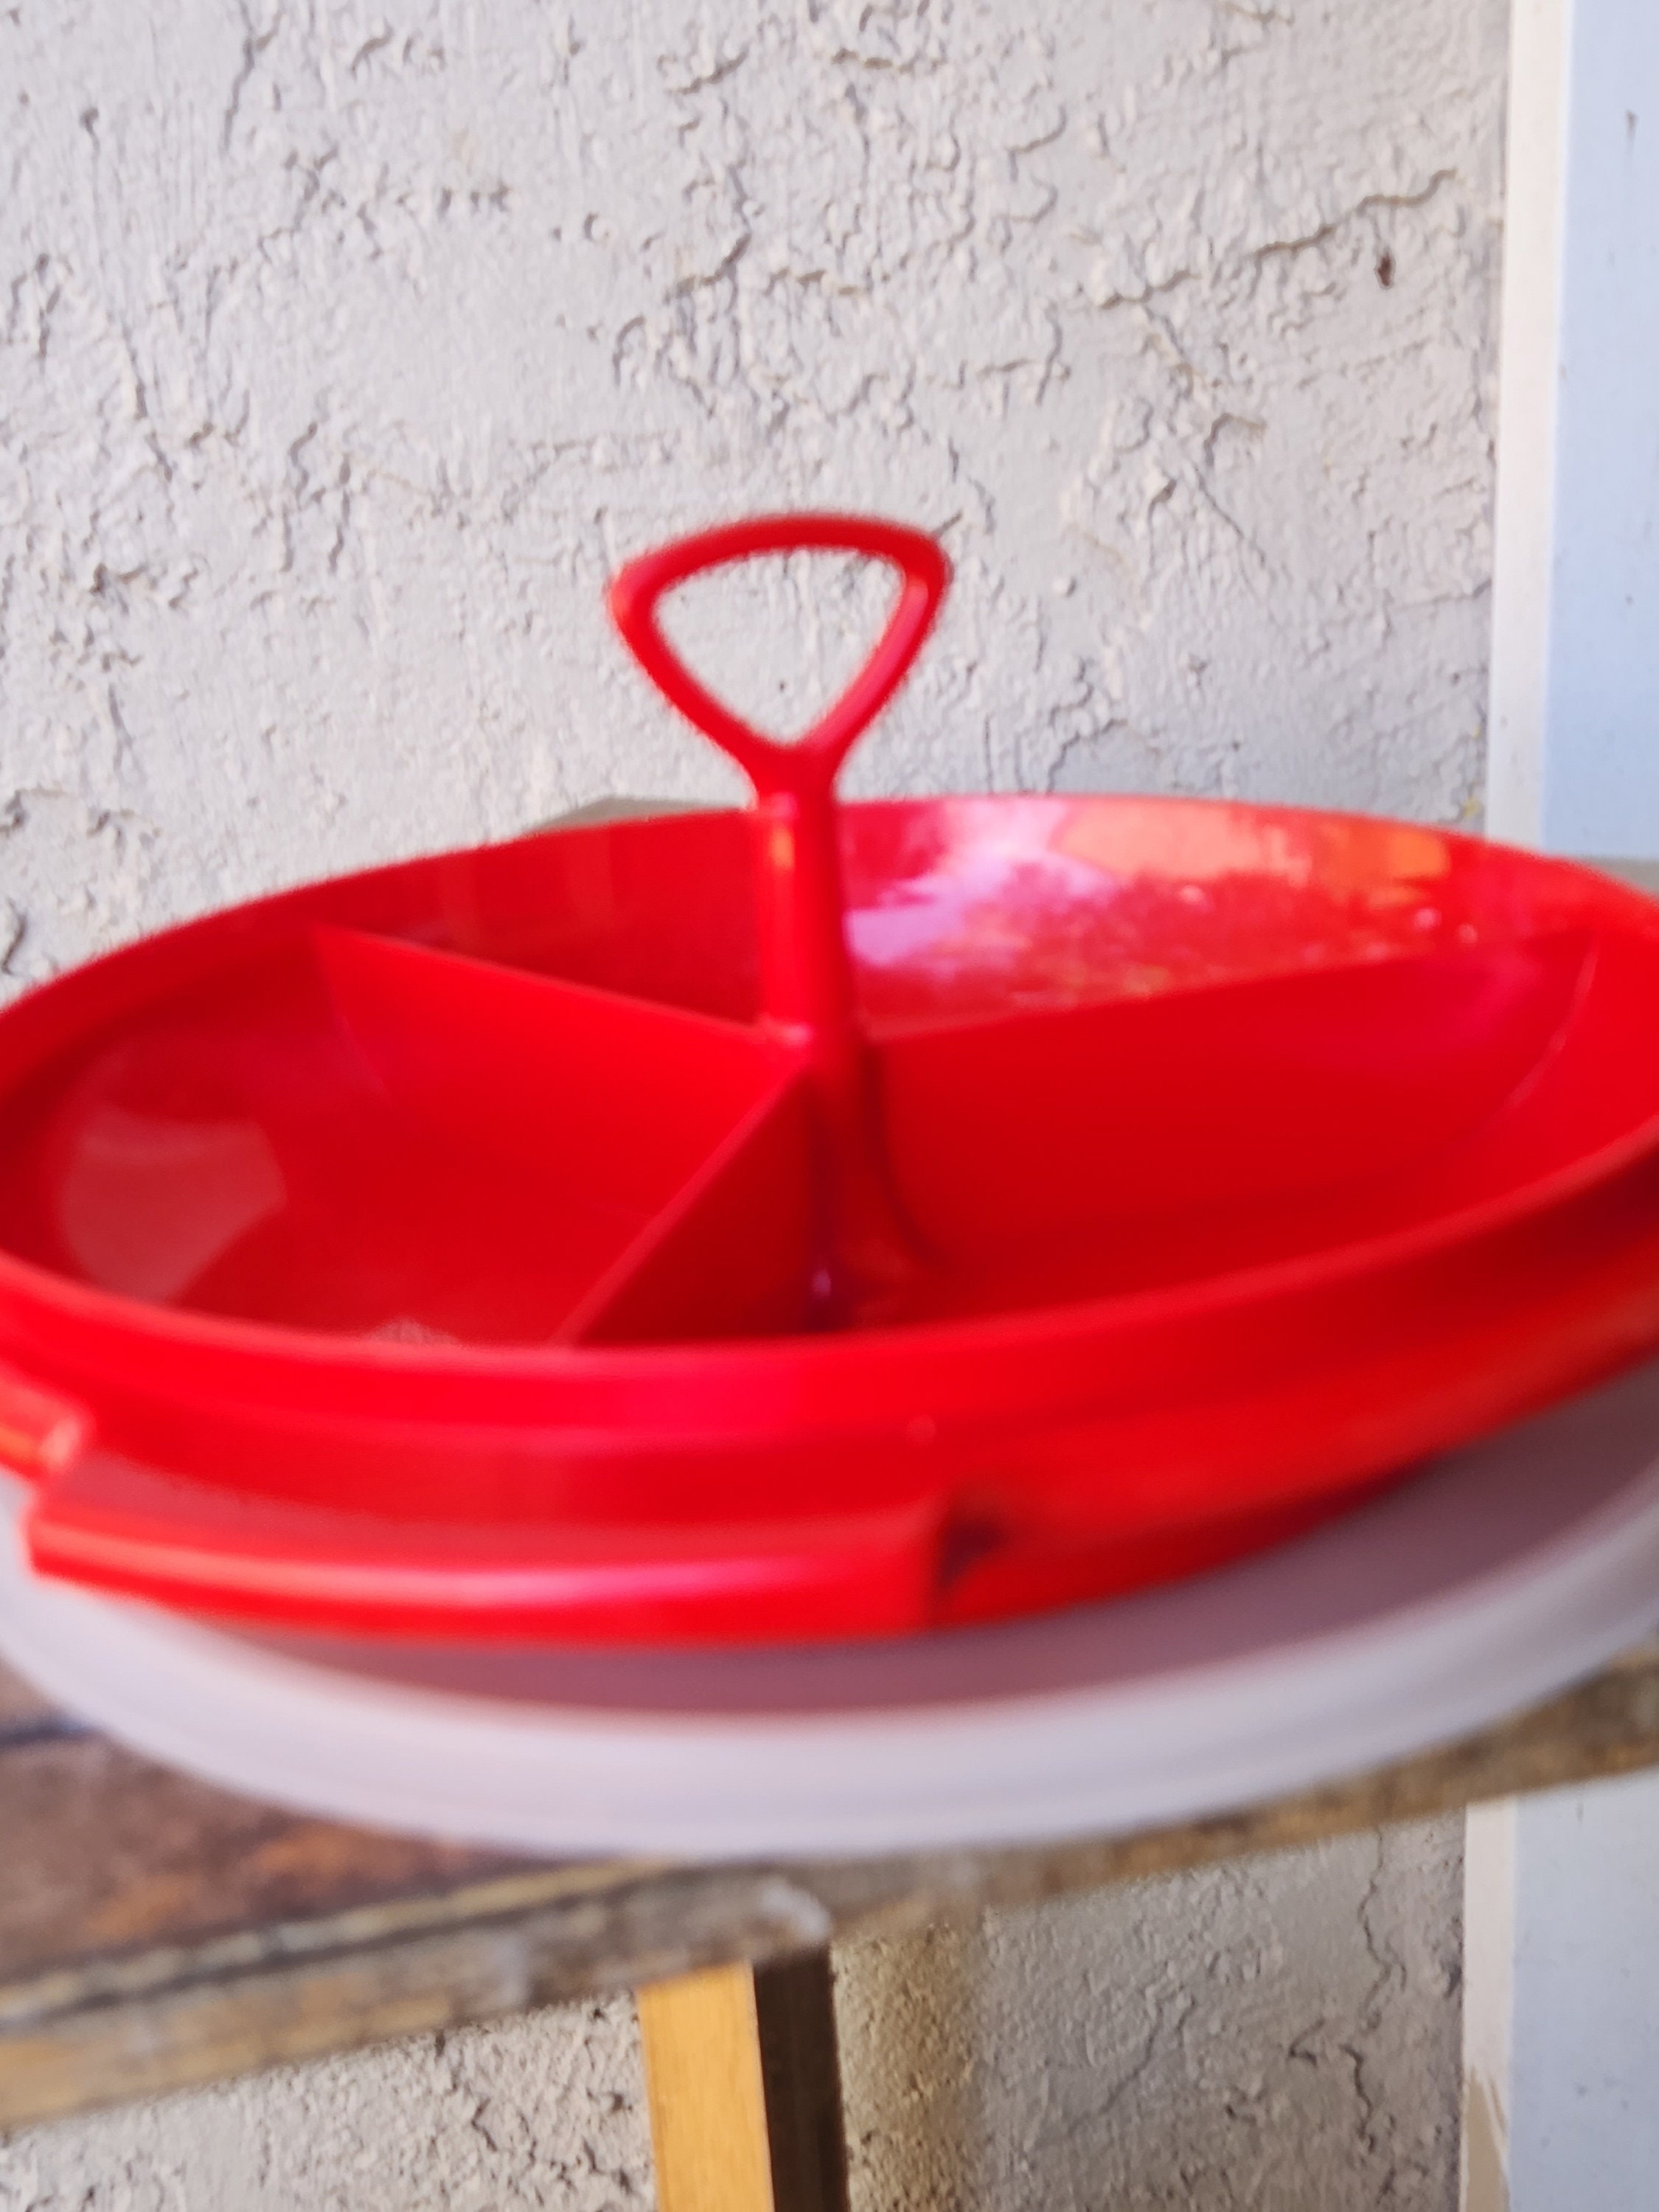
<box><xmin>0</xmin><ymin>930</ymin><xmax>788</xmax><ymax>1345</ymax></box>
<box><xmin>872</xmin><ymin>930</ymin><xmax>1602</xmax><ymax>1315</ymax></box>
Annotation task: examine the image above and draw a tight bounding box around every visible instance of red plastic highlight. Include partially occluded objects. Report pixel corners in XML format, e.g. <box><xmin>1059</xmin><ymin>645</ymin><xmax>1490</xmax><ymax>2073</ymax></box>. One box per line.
<box><xmin>0</xmin><ymin>1366</ymin><xmax>90</xmax><ymax>1483</ymax></box>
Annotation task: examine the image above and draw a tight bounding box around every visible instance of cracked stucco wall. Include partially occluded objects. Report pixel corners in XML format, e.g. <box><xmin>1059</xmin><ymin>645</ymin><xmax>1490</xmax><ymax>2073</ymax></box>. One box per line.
<box><xmin>0</xmin><ymin>2002</ymin><xmax>654</xmax><ymax>2212</ymax></box>
<box><xmin>0</xmin><ymin>0</ymin><xmax>1503</xmax><ymax>995</ymax></box>
<box><xmin>837</xmin><ymin>1821</ymin><xmax>1464</xmax><ymax>2212</ymax></box>
<box><xmin>1</xmin><ymin>0</ymin><xmax>1495</xmax><ymax>2205</ymax></box>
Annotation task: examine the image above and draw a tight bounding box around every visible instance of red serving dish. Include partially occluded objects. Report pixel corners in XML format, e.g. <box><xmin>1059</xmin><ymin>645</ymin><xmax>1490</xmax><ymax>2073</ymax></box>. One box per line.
<box><xmin>1</xmin><ymin>517</ymin><xmax>1658</xmax><ymax>1645</ymax></box>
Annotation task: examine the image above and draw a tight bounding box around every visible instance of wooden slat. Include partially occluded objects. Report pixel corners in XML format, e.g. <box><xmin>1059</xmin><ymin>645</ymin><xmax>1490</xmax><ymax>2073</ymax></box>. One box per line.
<box><xmin>639</xmin><ymin>1964</ymin><xmax>775</xmax><ymax>2212</ymax></box>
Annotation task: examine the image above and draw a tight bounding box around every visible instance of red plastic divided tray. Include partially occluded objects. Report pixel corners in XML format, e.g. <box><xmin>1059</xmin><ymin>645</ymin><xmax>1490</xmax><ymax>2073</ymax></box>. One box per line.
<box><xmin>1</xmin><ymin>515</ymin><xmax>1658</xmax><ymax>1644</ymax></box>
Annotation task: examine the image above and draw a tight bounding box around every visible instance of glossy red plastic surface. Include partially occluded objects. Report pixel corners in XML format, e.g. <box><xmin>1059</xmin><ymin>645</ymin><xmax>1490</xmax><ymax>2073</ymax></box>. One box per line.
<box><xmin>1</xmin><ymin>515</ymin><xmax>1658</xmax><ymax>1644</ymax></box>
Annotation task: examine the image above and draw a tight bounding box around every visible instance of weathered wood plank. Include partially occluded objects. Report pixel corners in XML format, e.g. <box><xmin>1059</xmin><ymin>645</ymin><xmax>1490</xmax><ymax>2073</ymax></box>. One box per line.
<box><xmin>0</xmin><ymin>1731</ymin><xmax>529</xmax><ymax>1984</ymax></box>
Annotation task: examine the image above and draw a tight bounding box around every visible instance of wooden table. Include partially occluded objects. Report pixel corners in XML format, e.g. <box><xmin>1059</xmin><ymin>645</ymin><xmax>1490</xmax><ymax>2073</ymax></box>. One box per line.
<box><xmin>6</xmin><ymin>1645</ymin><xmax>1659</xmax><ymax>2206</ymax></box>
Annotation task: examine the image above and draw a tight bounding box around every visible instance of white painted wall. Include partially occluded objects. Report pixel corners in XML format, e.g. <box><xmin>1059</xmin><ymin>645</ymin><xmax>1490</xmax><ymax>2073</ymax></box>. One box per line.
<box><xmin>0</xmin><ymin>0</ymin><xmax>1505</xmax><ymax>2204</ymax></box>
<box><xmin>1506</xmin><ymin>1774</ymin><xmax>1659</xmax><ymax>2209</ymax></box>
<box><xmin>1465</xmin><ymin>1764</ymin><xmax>1659</xmax><ymax>2212</ymax></box>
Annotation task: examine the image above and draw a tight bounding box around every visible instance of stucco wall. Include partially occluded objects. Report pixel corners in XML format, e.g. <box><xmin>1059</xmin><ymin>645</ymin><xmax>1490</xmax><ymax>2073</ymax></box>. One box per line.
<box><xmin>1</xmin><ymin>0</ymin><xmax>1501</xmax><ymax>2205</ymax></box>
<box><xmin>1</xmin><ymin>0</ymin><xmax>1503</xmax><ymax>991</ymax></box>
<box><xmin>0</xmin><ymin>1999</ymin><xmax>653</xmax><ymax>2211</ymax></box>
<box><xmin>838</xmin><ymin>1822</ymin><xmax>1464</xmax><ymax>2212</ymax></box>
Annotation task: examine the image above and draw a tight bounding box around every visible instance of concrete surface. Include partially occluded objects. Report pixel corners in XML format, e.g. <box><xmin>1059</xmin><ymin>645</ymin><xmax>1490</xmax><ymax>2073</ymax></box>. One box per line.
<box><xmin>0</xmin><ymin>0</ymin><xmax>1498</xmax><ymax>2203</ymax></box>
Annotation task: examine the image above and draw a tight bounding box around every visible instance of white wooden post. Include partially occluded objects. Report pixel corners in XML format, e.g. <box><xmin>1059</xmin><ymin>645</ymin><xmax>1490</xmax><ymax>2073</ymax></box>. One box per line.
<box><xmin>1469</xmin><ymin>4</ymin><xmax>1659</xmax><ymax>2208</ymax></box>
<box><xmin>1486</xmin><ymin>0</ymin><xmax>1659</xmax><ymax>855</ymax></box>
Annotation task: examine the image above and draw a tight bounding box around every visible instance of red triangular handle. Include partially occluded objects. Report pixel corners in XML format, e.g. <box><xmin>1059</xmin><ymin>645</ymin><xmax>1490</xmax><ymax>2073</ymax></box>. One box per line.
<box><xmin>608</xmin><ymin>515</ymin><xmax>950</xmax><ymax>1324</ymax></box>
<box><xmin>608</xmin><ymin>514</ymin><xmax>950</xmax><ymax>799</ymax></box>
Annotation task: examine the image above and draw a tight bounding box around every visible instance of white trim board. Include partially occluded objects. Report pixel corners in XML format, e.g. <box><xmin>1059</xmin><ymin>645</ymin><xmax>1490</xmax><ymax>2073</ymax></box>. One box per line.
<box><xmin>1460</xmin><ymin>1800</ymin><xmax>1516</xmax><ymax>2212</ymax></box>
<box><xmin>1472</xmin><ymin>6</ymin><xmax>1659</xmax><ymax>2210</ymax></box>
<box><xmin>1463</xmin><ymin>1768</ymin><xmax>1659</xmax><ymax>2212</ymax></box>
<box><xmin>1486</xmin><ymin>0</ymin><xmax>1659</xmax><ymax>855</ymax></box>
